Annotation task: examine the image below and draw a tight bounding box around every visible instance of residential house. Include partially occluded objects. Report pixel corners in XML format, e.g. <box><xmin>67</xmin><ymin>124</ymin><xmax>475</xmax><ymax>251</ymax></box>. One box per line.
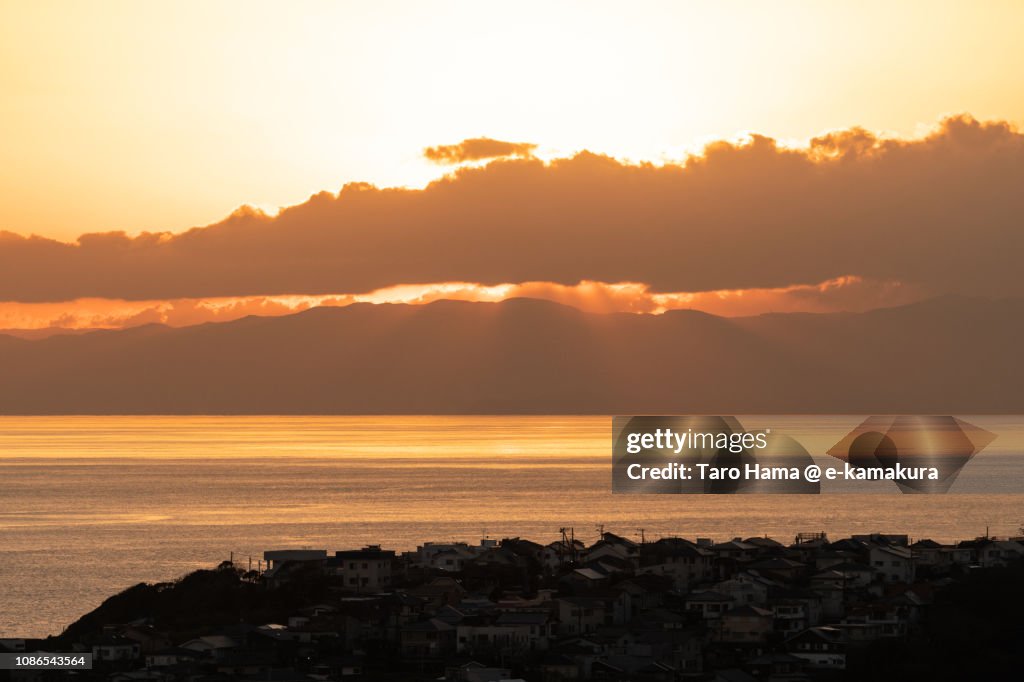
<box><xmin>400</xmin><ymin>618</ymin><xmax>456</xmax><ymax>658</ymax></box>
<box><xmin>745</xmin><ymin>557</ymin><xmax>805</xmax><ymax>582</ymax></box>
<box><xmin>808</xmin><ymin>570</ymin><xmax>848</xmax><ymax>619</ymax></box>
<box><xmin>786</xmin><ymin>626</ymin><xmax>846</xmax><ymax>670</ymax></box>
<box><xmin>329</xmin><ymin>546</ymin><xmax>395</xmax><ymax>592</ymax></box>
<box><xmin>263</xmin><ymin>549</ymin><xmax>327</xmax><ymax>569</ymax></box>
<box><xmin>716</xmin><ymin>573</ymin><xmax>773</xmax><ymax>605</ymax></box>
<box><xmin>617</xmin><ymin>573</ymin><xmax>674</xmax><ymax>611</ymax></box>
<box><xmin>684</xmin><ymin>590</ymin><xmax>734</xmax><ymax>620</ymax></box>
<box><xmin>717</xmin><ymin>605</ymin><xmax>774</xmax><ymax>644</ymax></box>
<box><xmin>853</xmin><ymin>534</ymin><xmax>909</xmax><ymax>547</ymax></box>
<box><xmin>868</xmin><ymin>545</ymin><xmax>914</xmax><ymax>584</ymax></box>
<box><xmin>958</xmin><ymin>538</ymin><xmax>1024</xmax><ymax>567</ymax></box>
<box><xmin>824</xmin><ymin>561</ymin><xmax>875</xmax><ymax>588</ymax></box>
<box><xmin>767</xmin><ymin>587</ymin><xmax>822</xmax><ymax>634</ymax></box>
<box><xmin>409</xmin><ymin>576</ymin><xmax>468</xmax><ymax>610</ymax></box>
<box><xmin>561</xmin><ymin>567</ymin><xmax>609</xmax><ymax>591</ymax></box>
<box><xmin>637</xmin><ymin>538</ymin><xmax>715</xmax><ymax>590</ymax></box>
<box><xmin>557</xmin><ymin>596</ymin><xmax>610</xmax><ymax>635</ymax></box>
<box><xmin>456</xmin><ymin>611</ymin><xmax>554</xmax><ymax>654</ymax></box>
<box><xmin>909</xmin><ymin>539</ymin><xmax>943</xmax><ymax>567</ymax></box>
<box><xmin>179</xmin><ymin>634</ymin><xmax>238</xmax><ymax>660</ymax></box>
<box><xmin>540</xmin><ymin>538</ymin><xmax>585</xmax><ymax>571</ymax></box>
<box><xmin>91</xmin><ymin>635</ymin><xmax>141</xmax><ymax>662</ymax></box>
<box><xmin>711</xmin><ymin>539</ymin><xmax>759</xmax><ymax>562</ymax></box>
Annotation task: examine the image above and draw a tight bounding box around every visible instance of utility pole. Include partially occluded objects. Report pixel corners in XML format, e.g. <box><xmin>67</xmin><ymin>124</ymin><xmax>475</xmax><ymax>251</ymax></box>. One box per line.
<box><xmin>560</xmin><ymin>527</ymin><xmax>578</xmax><ymax>565</ymax></box>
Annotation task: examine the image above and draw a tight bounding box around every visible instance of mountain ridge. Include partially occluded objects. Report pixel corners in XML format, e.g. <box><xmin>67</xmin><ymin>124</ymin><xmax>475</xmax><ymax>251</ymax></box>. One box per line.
<box><xmin>0</xmin><ymin>296</ymin><xmax>1019</xmax><ymax>414</ymax></box>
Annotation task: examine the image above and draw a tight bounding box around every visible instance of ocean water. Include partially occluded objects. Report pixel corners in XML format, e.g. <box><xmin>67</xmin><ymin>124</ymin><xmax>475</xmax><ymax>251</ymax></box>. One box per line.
<box><xmin>1</xmin><ymin>415</ymin><xmax>1022</xmax><ymax>638</ymax></box>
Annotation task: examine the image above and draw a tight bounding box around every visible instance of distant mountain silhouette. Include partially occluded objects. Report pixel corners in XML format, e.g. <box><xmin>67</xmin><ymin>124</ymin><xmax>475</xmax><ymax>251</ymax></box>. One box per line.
<box><xmin>0</xmin><ymin>327</ymin><xmax>96</xmax><ymax>340</ymax></box>
<box><xmin>0</xmin><ymin>296</ymin><xmax>1020</xmax><ymax>414</ymax></box>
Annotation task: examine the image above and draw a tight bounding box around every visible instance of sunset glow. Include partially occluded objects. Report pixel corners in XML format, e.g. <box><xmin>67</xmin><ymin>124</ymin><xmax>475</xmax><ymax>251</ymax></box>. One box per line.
<box><xmin>0</xmin><ymin>276</ymin><xmax>921</xmax><ymax>334</ymax></box>
<box><xmin>3</xmin><ymin>1</ymin><xmax>1024</xmax><ymax>240</ymax></box>
<box><xmin>4</xmin><ymin>1</ymin><xmax>1024</xmax><ymax>665</ymax></box>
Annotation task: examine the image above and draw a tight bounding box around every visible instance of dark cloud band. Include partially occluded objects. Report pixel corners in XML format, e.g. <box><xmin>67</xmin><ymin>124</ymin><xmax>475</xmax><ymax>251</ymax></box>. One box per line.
<box><xmin>1</xmin><ymin>116</ymin><xmax>1021</xmax><ymax>303</ymax></box>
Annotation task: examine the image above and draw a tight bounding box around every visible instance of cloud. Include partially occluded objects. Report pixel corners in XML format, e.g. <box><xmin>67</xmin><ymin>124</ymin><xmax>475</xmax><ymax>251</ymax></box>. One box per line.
<box><xmin>0</xmin><ymin>276</ymin><xmax>921</xmax><ymax>331</ymax></box>
<box><xmin>1</xmin><ymin>115</ymin><xmax>1022</xmax><ymax>304</ymax></box>
<box><xmin>423</xmin><ymin>137</ymin><xmax>537</xmax><ymax>164</ymax></box>
<box><xmin>650</xmin><ymin>276</ymin><xmax>922</xmax><ymax>317</ymax></box>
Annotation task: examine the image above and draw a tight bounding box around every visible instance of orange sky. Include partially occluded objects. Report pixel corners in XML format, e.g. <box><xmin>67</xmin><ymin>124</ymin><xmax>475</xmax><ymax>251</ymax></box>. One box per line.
<box><xmin>2</xmin><ymin>1</ymin><xmax>1024</xmax><ymax>241</ymax></box>
<box><xmin>2</xmin><ymin>2</ymin><xmax>1024</xmax><ymax>328</ymax></box>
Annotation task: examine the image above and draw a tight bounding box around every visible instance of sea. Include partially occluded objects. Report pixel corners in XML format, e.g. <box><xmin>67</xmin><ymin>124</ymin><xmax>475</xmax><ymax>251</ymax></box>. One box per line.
<box><xmin>1</xmin><ymin>415</ymin><xmax>1023</xmax><ymax>638</ymax></box>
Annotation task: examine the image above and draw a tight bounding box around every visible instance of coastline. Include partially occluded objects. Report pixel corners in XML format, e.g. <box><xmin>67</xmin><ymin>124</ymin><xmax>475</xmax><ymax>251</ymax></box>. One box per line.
<box><xmin>9</xmin><ymin>530</ymin><xmax>1023</xmax><ymax>680</ymax></box>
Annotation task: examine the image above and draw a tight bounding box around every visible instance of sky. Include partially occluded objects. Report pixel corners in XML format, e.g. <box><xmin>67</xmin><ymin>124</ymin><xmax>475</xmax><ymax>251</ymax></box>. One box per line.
<box><xmin>1</xmin><ymin>1</ymin><xmax>1023</xmax><ymax>330</ymax></box>
<box><xmin>3</xmin><ymin>0</ymin><xmax>1024</xmax><ymax>241</ymax></box>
